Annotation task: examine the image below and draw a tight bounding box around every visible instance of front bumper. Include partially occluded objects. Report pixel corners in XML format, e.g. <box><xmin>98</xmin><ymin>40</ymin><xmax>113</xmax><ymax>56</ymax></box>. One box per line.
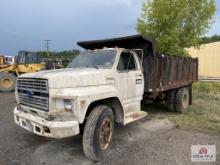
<box><xmin>14</xmin><ymin>106</ymin><xmax>80</xmax><ymax>139</ymax></box>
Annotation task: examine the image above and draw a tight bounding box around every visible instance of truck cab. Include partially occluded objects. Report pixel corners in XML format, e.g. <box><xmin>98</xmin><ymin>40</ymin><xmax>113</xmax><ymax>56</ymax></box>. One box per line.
<box><xmin>14</xmin><ymin>48</ymin><xmax>146</xmax><ymax>132</ymax></box>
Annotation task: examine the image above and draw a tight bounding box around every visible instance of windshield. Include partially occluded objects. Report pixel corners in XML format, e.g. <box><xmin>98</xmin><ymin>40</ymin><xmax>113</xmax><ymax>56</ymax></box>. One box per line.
<box><xmin>68</xmin><ymin>50</ymin><xmax>116</xmax><ymax>69</ymax></box>
<box><xmin>18</xmin><ymin>51</ymin><xmax>42</xmax><ymax>64</ymax></box>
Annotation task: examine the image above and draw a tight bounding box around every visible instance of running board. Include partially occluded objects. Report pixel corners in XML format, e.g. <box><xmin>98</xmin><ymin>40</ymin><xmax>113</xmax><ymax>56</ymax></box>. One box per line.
<box><xmin>124</xmin><ymin>111</ymin><xmax>148</xmax><ymax>125</ymax></box>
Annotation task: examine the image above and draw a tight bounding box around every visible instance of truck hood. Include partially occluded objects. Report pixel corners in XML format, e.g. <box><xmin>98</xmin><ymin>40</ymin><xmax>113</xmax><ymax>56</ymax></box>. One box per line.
<box><xmin>19</xmin><ymin>68</ymin><xmax>114</xmax><ymax>88</ymax></box>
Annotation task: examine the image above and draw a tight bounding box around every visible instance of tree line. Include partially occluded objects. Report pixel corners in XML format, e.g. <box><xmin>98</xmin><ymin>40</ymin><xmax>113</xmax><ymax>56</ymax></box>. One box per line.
<box><xmin>201</xmin><ymin>35</ymin><xmax>220</xmax><ymax>44</ymax></box>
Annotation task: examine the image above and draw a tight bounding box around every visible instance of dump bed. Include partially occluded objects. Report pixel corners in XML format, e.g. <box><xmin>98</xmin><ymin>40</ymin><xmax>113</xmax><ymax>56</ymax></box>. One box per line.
<box><xmin>78</xmin><ymin>34</ymin><xmax>198</xmax><ymax>95</ymax></box>
<box><xmin>143</xmin><ymin>53</ymin><xmax>198</xmax><ymax>95</ymax></box>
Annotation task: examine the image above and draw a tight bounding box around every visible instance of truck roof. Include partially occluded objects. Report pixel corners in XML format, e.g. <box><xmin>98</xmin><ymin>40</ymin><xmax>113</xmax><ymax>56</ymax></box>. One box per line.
<box><xmin>77</xmin><ymin>34</ymin><xmax>155</xmax><ymax>55</ymax></box>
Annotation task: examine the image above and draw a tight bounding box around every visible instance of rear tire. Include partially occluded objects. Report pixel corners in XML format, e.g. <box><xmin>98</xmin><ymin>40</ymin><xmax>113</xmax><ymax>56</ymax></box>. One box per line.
<box><xmin>175</xmin><ymin>87</ymin><xmax>189</xmax><ymax>113</ymax></box>
<box><xmin>0</xmin><ymin>72</ymin><xmax>16</xmax><ymax>92</ymax></box>
<box><xmin>83</xmin><ymin>105</ymin><xmax>114</xmax><ymax>161</ymax></box>
<box><xmin>165</xmin><ymin>90</ymin><xmax>176</xmax><ymax>112</ymax></box>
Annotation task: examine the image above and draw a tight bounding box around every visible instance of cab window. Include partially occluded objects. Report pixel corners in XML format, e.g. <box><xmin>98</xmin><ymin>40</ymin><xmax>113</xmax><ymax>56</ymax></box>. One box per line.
<box><xmin>117</xmin><ymin>52</ymin><xmax>136</xmax><ymax>71</ymax></box>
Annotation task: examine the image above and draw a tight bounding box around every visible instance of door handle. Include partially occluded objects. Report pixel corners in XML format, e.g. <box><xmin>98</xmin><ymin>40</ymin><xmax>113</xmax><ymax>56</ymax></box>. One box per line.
<box><xmin>136</xmin><ymin>74</ymin><xmax>142</xmax><ymax>77</ymax></box>
<box><xmin>136</xmin><ymin>79</ymin><xmax>142</xmax><ymax>84</ymax></box>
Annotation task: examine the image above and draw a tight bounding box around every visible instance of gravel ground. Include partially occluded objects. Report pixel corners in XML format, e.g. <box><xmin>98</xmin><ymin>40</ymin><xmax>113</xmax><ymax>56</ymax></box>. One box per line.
<box><xmin>0</xmin><ymin>93</ymin><xmax>219</xmax><ymax>165</ymax></box>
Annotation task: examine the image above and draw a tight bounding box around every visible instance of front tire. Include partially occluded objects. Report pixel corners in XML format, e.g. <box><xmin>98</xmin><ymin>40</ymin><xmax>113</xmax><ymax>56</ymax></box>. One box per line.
<box><xmin>83</xmin><ymin>105</ymin><xmax>114</xmax><ymax>161</ymax></box>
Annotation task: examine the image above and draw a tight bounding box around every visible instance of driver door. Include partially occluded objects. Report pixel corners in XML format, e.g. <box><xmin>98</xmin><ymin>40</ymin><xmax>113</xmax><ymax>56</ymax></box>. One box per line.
<box><xmin>115</xmin><ymin>51</ymin><xmax>144</xmax><ymax>103</ymax></box>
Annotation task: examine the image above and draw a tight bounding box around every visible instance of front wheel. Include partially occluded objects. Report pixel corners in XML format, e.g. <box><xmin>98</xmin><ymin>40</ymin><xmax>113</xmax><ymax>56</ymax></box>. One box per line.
<box><xmin>83</xmin><ymin>105</ymin><xmax>114</xmax><ymax>161</ymax></box>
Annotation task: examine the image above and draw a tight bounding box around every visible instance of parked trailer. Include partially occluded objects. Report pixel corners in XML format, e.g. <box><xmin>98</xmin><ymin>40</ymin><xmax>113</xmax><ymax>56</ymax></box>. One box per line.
<box><xmin>14</xmin><ymin>34</ymin><xmax>198</xmax><ymax>161</ymax></box>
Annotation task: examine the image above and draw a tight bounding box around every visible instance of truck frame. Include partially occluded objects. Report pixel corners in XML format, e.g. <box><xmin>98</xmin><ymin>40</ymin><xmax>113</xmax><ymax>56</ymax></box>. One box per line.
<box><xmin>14</xmin><ymin>35</ymin><xmax>198</xmax><ymax>161</ymax></box>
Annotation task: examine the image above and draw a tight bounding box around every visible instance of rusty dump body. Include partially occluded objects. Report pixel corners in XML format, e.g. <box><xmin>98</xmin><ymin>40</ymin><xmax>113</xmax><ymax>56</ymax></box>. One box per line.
<box><xmin>78</xmin><ymin>34</ymin><xmax>198</xmax><ymax>98</ymax></box>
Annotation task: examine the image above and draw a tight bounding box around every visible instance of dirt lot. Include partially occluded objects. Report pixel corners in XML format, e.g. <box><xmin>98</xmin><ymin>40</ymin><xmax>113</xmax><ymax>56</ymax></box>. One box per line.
<box><xmin>0</xmin><ymin>92</ymin><xmax>219</xmax><ymax>165</ymax></box>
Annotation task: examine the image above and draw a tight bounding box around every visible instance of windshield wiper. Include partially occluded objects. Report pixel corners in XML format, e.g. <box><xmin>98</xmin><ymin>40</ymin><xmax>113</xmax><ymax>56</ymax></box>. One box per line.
<box><xmin>86</xmin><ymin>65</ymin><xmax>99</xmax><ymax>69</ymax></box>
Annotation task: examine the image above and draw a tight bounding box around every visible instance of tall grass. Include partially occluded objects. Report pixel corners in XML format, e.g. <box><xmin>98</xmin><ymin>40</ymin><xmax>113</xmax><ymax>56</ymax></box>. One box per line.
<box><xmin>193</xmin><ymin>82</ymin><xmax>220</xmax><ymax>93</ymax></box>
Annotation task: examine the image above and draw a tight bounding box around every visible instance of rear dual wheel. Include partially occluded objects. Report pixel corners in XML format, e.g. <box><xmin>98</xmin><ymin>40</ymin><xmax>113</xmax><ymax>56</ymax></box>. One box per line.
<box><xmin>175</xmin><ymin>88</ymin><xmax>190</xmax><ymax>113</ymax></box>
<box><xmin>0</xmin><ymin>72</ymin><xmax>16</xmax><ymax>92</ymax></box>
<box><xmin>165</xmin><ymin>90</ymin><xmax>176</xmax><ymax>112</ymax></box>
<box><xmin>165</xmin><ymin>87</ymin><xmax>190</xmax><ymax>113</ymax></box>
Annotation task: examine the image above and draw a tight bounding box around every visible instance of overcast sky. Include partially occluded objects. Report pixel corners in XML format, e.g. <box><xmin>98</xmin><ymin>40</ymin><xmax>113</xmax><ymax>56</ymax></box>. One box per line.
<box><xmin>0</xmin><ymin>0</ymin><xmax>219</xmax><ymax>55</ymax></box>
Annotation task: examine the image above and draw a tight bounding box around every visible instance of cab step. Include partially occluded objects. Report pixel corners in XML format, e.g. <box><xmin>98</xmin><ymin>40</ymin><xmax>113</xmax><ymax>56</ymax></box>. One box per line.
<box><xmin>124</xmin><ymin>111</ymin><xmax>148</xmax><ymax>125</ymax></box>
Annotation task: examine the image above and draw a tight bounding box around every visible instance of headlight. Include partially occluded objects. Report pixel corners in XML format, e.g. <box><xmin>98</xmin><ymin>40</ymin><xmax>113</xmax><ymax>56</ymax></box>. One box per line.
<box><xmin>64</xmin><ymin>99</ymin><xmax>73</xmax><ymax>111</ymax></box>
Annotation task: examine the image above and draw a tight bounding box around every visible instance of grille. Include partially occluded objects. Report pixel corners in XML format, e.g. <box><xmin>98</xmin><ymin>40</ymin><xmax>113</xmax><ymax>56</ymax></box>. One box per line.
<box><xmin>18</xmin><ymin>93</ymin><xmax>49</xmax><ymax>110</ymax></box>
<box><xmin>17</xmin><ymin>78</ymin><xmax>48</xmax><ymax>93</ymax></box>
<box><xmin>17</xmin><ymin>78</ymin><xmax>49</xmax><ymax>111</ymax></box>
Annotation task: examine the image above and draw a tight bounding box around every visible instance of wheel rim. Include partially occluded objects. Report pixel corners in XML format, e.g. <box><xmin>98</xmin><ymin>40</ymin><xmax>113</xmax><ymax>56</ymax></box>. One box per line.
<box><xmin>99</xmin><ymin>117</ymin><xmax>113</xmax><ymax>150</ymax></box>
<box><xmin>1</xmin><ymin>77</ymin><xmax>13</xmax><ymax>89</ymax></box>
<box><xmin>182</xmin><ymin>93</ymin><xmax>189</xmax><ymax>110</ymax></box>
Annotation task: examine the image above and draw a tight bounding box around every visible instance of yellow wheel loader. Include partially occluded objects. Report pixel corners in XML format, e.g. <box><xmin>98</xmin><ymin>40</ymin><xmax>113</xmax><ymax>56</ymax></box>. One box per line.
<box><xmin>0</xmin><ymin>56</ymin><xmax>4</xmax><ymax>65</ymax></box>
<box><xmin>0</xmin><ymin>51</ymin><xmax>45</xmax><ymax>92</ymax></box>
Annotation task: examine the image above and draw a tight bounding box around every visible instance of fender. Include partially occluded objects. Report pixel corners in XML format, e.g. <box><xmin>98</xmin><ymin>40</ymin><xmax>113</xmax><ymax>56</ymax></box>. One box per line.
<box><xmin>50</xmin><ymin>85</ymin><xmax>123</xmax><ymax>123</ymax></box>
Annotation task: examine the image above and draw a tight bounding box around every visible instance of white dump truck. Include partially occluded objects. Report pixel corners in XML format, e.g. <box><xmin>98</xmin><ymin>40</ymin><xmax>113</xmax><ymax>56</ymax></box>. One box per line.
<box><xmin>14</xmin><ymin>35</ymin><xmax>198</xmax><ymax>161</ymax></box>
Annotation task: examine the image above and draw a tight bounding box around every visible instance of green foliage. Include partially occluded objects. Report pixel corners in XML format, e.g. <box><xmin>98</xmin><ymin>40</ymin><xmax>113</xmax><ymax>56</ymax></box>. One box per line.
<box><xmin>193</xmin><ymin>81</ymin><xmax>220</xmax><ymax>93</ymax></box>
<box><xmin>201</xmin><ymin>35</ymin><xmax>220</xmax><ymax>44</ymax></box>
<box><xmin>137</xmin><ymin>0</ymin><xmax>216</xmax><ymax>56</ymax></box>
